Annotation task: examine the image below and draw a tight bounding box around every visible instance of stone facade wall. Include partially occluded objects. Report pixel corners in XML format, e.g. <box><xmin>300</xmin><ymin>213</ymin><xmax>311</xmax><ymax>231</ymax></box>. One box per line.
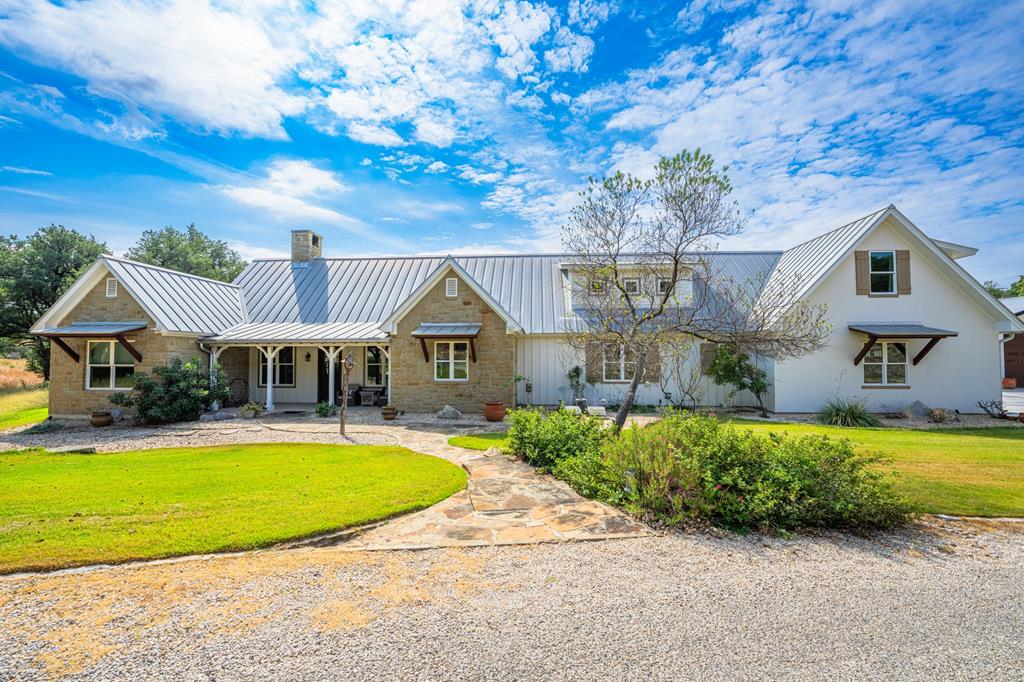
<box><xmin>48</xmin><ymin>273</ymin><xmax>204</xmax><ymax>417</ymax></box>
<box><xmin>216</xmin><ymin>346</ymin><xmax>250</xmax><ymax>404</ymax></box>
<box><xmin>391</xmin><ymin>268</ymin><xmax>516</xmax><ymax>413</ymax></box>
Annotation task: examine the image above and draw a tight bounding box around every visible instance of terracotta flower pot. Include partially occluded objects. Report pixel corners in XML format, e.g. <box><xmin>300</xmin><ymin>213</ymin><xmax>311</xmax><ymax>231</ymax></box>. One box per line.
<box><xmin>484</xmin><ymin>401</ymin><xmax>506</xmax><ymax>422</ymax></box>
<box><xmin>1003</xmin><ymin>378</ymin><xmax>1018</xmax><ymax>390</ymax></box>
<box><xmin>90</xmin><ymin>411</ymin><xmax>113</xmax><ymax>428</ymax></box>
<box><xmin>381</xmin><ymin>406</ymin><xmax>398</xmax><ymax>421</ymax></box>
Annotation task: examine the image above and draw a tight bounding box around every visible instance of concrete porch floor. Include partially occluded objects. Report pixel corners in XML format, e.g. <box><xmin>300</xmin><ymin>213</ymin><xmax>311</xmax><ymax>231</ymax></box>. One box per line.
<box><xmin>1005</xmin><ymin>389</ymin><xmax>1024</xmax><ymax>417</ymax></box>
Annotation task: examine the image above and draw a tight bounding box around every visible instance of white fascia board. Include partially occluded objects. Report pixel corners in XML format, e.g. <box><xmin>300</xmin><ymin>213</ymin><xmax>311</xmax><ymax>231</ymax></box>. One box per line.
<box><xmin>381</xmin><ymin>257</ymin><xmax>524</xmax><ymax>334</ymax></box>
<box><xmin>31</xmin><ymin>260</ymin><xmax>110</xmax><ymax>333</ymax></box>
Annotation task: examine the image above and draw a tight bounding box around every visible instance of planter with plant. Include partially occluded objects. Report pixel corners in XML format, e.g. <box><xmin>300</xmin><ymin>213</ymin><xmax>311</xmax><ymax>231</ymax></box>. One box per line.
<box><xmin>381</xmin><ymin>404</ymin><xmax>398</xmax><ymax>421</ymax></box>
<box><xmin>239</xmin><ymin>402</ymin><xmax>264</xmax><ymax>419</ymax></box>
<box><xmin>314</xmin><ymin>401</ymin><xmax>337</xmax><ymax>418</ymax></box>
<box><xmin>484</xmin><ymin>401</ymin><xmax>506</xmax><ymax>422</ymax></box>
<box><xmin>90</xmin><ymin>410</ymin><xmax>113</xmax><ymax>428</ymax></box>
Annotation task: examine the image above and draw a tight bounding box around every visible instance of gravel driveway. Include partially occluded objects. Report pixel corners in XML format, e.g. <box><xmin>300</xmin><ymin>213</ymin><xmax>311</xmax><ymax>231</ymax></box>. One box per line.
<box><xmin>2</xmin><ymin>518</ymin><xmax>1022</xmax><ymax>681</ymax></box>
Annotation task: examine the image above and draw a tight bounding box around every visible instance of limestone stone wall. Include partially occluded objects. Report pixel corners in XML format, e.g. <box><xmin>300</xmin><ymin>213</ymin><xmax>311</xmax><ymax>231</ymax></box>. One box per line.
<box><xmin>48</xmin><ymin>273</ymin><xmax>204</xmax><ymax>417</ymax></box>
<box><xmin>391</xmin><ymin>268</ymin><xmax>516</xmax><ymax>413</ymax></box>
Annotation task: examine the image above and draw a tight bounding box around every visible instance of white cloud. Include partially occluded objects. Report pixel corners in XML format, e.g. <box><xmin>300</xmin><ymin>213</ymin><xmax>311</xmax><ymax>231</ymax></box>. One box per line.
<box><xmin>414</xmin><ymin>114</ymin><xmax>457</xmax><ymax>147</ymax></box>
<box><xmin>1</xmin><ymin>165</ymin><xmax>51</xmax><ymax>175</ymax></box>
<box><xmin>219</xmin><ymin>159</ymin><xmax>358</xmax><ymax>225</ymax></box>
<box><xmin>544</xmin><ymin>27</ymin><xmax>594</xmax><ymax>73</ymax></box>
<box><xmin>0</xmin><ymin>0</ymin><xmax>307</xmax><ymax>138</ymax></box>
<box><xmin>425</xmin><ymin>161</ymin><xmax>450</xmax><ymax>174</ymax></box>
<box><xmin>346</xmin><ymin>122</ymin><xmax>405</xmax><ymax>147</ymax></box>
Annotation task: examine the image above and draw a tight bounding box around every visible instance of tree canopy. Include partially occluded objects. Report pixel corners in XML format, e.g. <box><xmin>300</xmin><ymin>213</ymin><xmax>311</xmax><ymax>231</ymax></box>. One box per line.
<box><xmin>0</xmin><ymin>225</ymin><xmax>108</xmax><ymax>378</ymax></box>
<box><xmin>984</xmin><ymin>276</ymin><xmax>1024</xmax><ymax>299</ymax></box>
<box><xmin>125</xmin><ymin>224</ymin><xmax>246</xmax><ymax>282</ymax></box>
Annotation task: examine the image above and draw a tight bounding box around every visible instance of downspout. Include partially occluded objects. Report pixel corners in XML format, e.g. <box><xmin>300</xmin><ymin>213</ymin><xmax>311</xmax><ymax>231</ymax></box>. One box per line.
<box><xmin>999</xmin><ymin>333</ymin><xmax>1016</xmax><ymax>382</ymax></box>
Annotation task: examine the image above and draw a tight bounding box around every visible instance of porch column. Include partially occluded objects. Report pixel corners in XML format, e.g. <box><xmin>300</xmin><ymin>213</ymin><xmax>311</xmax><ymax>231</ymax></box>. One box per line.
<box><xmin>258</xmin><ymin>345</ymin><xmax>282</xmax><ymax>411</ymax></box>
<box><xmin>318</xmin><ymin>345</ymin><xmax>342</xmax><ymax>406</ymax></box>
<box><xmin>377</xmin><ymin>345</ymin><xmax>391</xmax><ymax>405</ymax></box>
<box><xmin>210</xmin><ymin>345</ymin><xmax>226</xmax><ymax>411</ymax></box>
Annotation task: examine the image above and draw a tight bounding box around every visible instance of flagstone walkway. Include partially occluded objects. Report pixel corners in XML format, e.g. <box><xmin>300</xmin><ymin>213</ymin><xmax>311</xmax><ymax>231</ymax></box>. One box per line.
<box><xmin>267</xmin><ymin>420</ymin><xmax>651</xmax><ymax>550</ymax></box>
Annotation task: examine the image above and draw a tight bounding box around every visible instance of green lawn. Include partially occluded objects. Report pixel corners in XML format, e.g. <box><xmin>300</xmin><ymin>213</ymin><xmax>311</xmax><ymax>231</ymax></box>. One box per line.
<box><xmin>0</xmin><ymin>443</ymin><xmax>466</xmax><ymax>573</ymax></box>
<box><xmin>447</xmin><ymin>432</ymin><xmax>508</xmax><ymax>451</ymax></box>
<box><xmin>729</xmin><ymin>420</ymin><xmax>1024</xmax><ymax>517</ymax></box>
<box><xmin>451</xmin><ymin>421</ymin><xmax>1024</xmax><ymax>517</ymax></box>
<box><xmin>0</xmin><ymin>388</ymin><xmax>48</xmax><ymax>431</ymax></box>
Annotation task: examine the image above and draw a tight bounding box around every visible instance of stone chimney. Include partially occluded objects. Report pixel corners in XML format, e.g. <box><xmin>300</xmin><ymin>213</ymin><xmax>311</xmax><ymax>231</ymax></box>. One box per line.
<box><xmin>291</xmin><ymin>229</ymin><xmax>323</xmax><ymax>263</ymax></box>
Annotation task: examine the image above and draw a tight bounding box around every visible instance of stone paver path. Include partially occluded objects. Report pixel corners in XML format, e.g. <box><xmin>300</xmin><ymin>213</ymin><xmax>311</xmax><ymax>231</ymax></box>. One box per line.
<box><xmin>269</xmin><ymin>421</ymin><xmax>650</xmax><ymax>549</ymax></box>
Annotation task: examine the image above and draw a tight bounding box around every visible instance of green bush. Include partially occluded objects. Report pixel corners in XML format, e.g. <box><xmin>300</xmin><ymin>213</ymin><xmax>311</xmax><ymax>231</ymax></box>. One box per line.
<box><xmin>109</xmin><ymin>358</ymin><xmax>228</xmax><ymax>425</ymax></box>
<box><xmin>598</xmin><ymin>411</ymin><xmax>912</xmax><ymax>531</ymax></box>
<box><xmin>817</xmin><ymin>396</ymin><xmax>881</xmax><ymax>427</ymax></box>
<box><xmin>314</xmin><ymin>401</ymin><xmax>337</xmax><ymax>418</ymax></box>
<box><xmin>505</xmin><ymin>407</ymin><xmax>608</xmax><ymax>470</ymax></box>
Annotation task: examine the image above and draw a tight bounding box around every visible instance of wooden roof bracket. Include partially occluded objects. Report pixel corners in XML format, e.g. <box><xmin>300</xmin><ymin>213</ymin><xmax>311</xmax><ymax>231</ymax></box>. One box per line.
<box><xmin>853</xmin><ymin>335</ymin><xmax>877</xmax><ymax>366</ymax></box>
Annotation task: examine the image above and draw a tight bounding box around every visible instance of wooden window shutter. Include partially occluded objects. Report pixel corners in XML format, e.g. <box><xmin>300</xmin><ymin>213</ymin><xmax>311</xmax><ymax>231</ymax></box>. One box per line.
<box><xmin>854</xmin><ymin>251</ymin><xmax>869</xmax><ymax>295</ymax></box>
<box><xmin>643</xmin><ymin>346</ymin><xmax>661</xmax><ymax>382</ymax></box>
<box><xmin>699</xmin><ymin>342</ymin><xmax>717</xmax><ymax>374</ymax></box>
<box><xmin>585</xmin><ymin>342</ymin><xmax>602</xmax><ymax>383</ymax></box>
<box><xmin>896</xmin><ymin>250</ymin><xmax>911</xmax><ymax>295</ymax></box>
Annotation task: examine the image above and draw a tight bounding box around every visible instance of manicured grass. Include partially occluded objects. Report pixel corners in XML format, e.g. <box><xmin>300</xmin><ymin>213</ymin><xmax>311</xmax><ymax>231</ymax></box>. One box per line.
<box><xmin>0</xmin><ymin>443</ymin><xmax>466</xmax><ymax>573</ymax></box>
<box><xmin>0</xmin><ymin>388</ymin><xmax>48</xmax><ymax>431</ymax></box>
<box><xmin>729</xmin><ymin>419</ymin><xmax>1024</xmax><ymax>517</ymax></box>
<box><xmin>448</xmin><ymin>432</ymin><xmax>508</xmax><ymax>451</ymax></box>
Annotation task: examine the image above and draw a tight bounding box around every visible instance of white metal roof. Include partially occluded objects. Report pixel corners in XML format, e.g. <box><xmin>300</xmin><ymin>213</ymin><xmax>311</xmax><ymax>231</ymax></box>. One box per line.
<box><xmin>1001</xmin><ymin>296</ymin><xmax>1024</xmax><ymax>316</ymax></box>
<box><xmin>202</xmin><ymin>322</ymin><xmax>387</xmax><ymax>344</ymax></box>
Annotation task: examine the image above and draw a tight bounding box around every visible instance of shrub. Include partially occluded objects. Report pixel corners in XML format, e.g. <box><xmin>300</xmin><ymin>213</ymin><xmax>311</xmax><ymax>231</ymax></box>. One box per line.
<box><xmin>315</xmin><ymin>401</ymin><xmax>337</xmax><ymax>418</ymax></box>
<box><xmin>110</xmin><ymin>358</ymin><xmax>228</xmax><ymax>425</ymax></box>
<box><xmin>817</xmin><ymin>396</ymin><xmax>881</xmax><ymax>427</ymax></box>
<box><xmin>706</xmin><ymin>345</ymin><xmax>770</xmax><ymax>417</ymax></box>
<box><xmin>600</xmin><ymin>411</ymin><xmax>913</xmax><ymax>531</ymax></box>
<box><xmin>505</xmin><ymin>407</ymin><xmax>608</xmax><ymax>470</ymax></box>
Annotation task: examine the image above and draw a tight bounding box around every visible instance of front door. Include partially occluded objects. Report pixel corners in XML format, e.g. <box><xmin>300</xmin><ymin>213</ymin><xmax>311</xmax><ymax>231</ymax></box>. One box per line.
<box><xmin>1006</xmin><ymin>335</ymin><xmax>1024</xmax><ymax>383</ymax></box>
<box><xmin>316</xmin><ymin>349</ymin><xmax>329</xmax><ymax>403</ymax></box>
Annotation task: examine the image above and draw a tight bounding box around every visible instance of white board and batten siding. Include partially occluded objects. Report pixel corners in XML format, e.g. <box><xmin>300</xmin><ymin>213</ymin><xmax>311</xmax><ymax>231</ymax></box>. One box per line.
<box><xmin>515</xmin><ymin>335</ymin><xmax>770</xmax><ymax>410</ymax></box>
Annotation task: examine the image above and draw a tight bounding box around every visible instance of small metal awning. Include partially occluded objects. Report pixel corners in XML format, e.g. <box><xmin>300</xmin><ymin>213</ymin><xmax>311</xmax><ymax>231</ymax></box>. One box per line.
<box><xmin>410</xmin><ymin>323</ymin><xmax>480</xmax><ymax>362</ymax></box>
<box><xmin>32</xmin><ymin>322</ymin><xmax>147</xmax><ymax>363</ymax></box>
<box><xmin>849</xmin><ymin>324</ymin><xmax>958</xmax><ymax>367</ymax></box>
<box><xmin>410</xmin><ymin>323</ymin><xmax>481</xmax><ymax>337</ymax></box>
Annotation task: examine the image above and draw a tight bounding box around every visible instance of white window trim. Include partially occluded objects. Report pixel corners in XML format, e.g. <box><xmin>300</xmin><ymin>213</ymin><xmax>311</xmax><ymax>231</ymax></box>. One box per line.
<box><xmin>434</xmin><ymin>340</ymin><xmax>469</xmax><ymax>382</ymax></box>
<box><xmin>85</xmin><ymin>340</ymin><xmax>134</xmax><ymax>391</ymax></box>
<box><xmin>365</xmin><ymin>346</ymin><xmax>388</xmax><ymax>387</ymax></box>
<box><xmin>602</xmin><ymin>344</ymin><xmax>635</xmax><ymax>384</ymax></box>
<box><xmin>622</xmin><ymin>277</ymin><xmax>641</xmax><ymax>295</ymax></box>
<box><xmin>445</xmin><ymin>277</ymin><xmax>458</xmax><ymax>298</ymax></box>
<box><xmin>257</xmin><ymin>346</ymin><xmax>296</xmax><ymax>388</ymax></box>
<box><xmin>863</xmin><ymin>341</ymin><xmax>909</xmax><ymax>386</ymax></box>
<box><xmin>105</xmin><ymin>278</ymin><xmax>118</xmax><ymax>298</ymax></box>
<box><xmin>868</xmin><ymin>250</ymin><xmax>897</xmax><ymax>295</ymax></box>
<box><xmin>657</xmin><ymin>277</ymin><xmax>673</xmax><ymax>295</ymax></box>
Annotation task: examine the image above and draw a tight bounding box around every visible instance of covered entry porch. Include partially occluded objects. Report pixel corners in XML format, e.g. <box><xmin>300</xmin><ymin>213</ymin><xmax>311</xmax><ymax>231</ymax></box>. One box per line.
<box><xmin>202</xmin><ymin>323</ymin><xmax>390</xmax><ymax>411</ymax></box>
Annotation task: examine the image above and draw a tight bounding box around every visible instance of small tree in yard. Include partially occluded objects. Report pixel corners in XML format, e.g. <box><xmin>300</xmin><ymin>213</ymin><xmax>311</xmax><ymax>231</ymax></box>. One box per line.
<box><xmin>706</xmin><ymin>344</ymin><xmax>770</xmax><ymax>417</ymax></box>
<box><xmin>563</xmin><ymin>150</ymin><xmax>830</xmax><ymax>429</ymax></box>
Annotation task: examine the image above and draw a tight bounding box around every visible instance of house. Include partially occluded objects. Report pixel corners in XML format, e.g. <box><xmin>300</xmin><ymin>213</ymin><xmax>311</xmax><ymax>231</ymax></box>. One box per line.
<box><xmin>32</xmin><ymin>205</ymin><xmax>1024</xmax><ymax>418</ymax></box>
<box><xmin>1000</xmin><ymin>296</ymin><xmax>1024</xmax><ymax>386</ymax></box>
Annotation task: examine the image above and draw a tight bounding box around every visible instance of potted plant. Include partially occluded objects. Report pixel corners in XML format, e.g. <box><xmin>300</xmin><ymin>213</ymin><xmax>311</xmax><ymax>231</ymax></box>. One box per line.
<box><xmin>90</xmin><ymin>410</ymin><xmax>113</xmax><ymax>428</ymax></box>
<box><xmin>381</xmin><ymin>404</ymin><xmax>398</xmax><ymax>421</ymax></box>
<box><xmin>484</xmin><ymin>400</ymin><xmax>506</xmax><ymax>422</ymax></box>
<box><xmin>239</xmin><ymin>402</ymin><xmax>263</xmax><ymax>419</ymax></box>
<box><xmin>1003</xmin><ymin>378</ymin><xmax>1018</xmax><ymax>390</ymax></box>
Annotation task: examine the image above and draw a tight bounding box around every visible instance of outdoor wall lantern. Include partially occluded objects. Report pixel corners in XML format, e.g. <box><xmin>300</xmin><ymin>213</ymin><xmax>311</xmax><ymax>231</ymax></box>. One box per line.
<box><xmin>304</xmin><ymin>351</ymin><xmax>312</xmax><ymax>362</ymax></box>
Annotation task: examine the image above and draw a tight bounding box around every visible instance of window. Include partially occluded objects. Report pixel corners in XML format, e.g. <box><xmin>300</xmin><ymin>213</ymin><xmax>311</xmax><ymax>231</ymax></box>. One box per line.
<box><xmin>863</xmin><ymin>342</ymin><xmax>907</xmax><ymax>386</ymax></box>
<box><xmin>259</xmin><ymin>347</ymin><xmax>295</xmax><ymax>387</ymax></box>
<box><xmin>366</xmin><ymin>347</ymin><xmax>389</xmax><ymax>386</ymax></box>
<box><xmin>86</xmin><ymin>340</ymin><xmax>134</xmax><ymax>390</ymax></box>
<box><xmin>588</xmin><ymin>277</ymin><xmax>607</xmax><ymax>294</ymax></box>
<box><xmin>622</xmin><ymin>277</ymin><xmax>641</xmax><ymax>295</ymax></box>
<box><xmin>657</xmin><ymin>277</ymin><xmax>673</xmax><ymax>295</ymax></box>
<box><xmin>602</xmin><ymin>344</ymin><xmax>636</xmax><ymax>383</ymax></box>
<box><xmin>869</xmin><ymin>251</ymin><xmax>896</xmax><ymax>294</ymax></box>
<box><xmin>435</xmin><ymin>341</ymin><xmax>469</xmax><ymax>381</ymax></box>
<box><xmin>445</xmin><ymin>277</ymin><xmax>458</xmax><ymax>298</ymax></box>
<box><xmin>105</xmin><ymin>278</ymin><xmax>118</xmax><ymax>298</ymax></box>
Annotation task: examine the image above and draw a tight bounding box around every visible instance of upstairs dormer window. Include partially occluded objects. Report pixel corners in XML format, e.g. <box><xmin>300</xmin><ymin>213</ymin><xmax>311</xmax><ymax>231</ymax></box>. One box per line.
<box><xmin>869</xmin><ymin>251</ymin><xmax>896</xmax><ymax>294</ymax></box>
<box><xmin>622</xmin><ymin>278</ymin><xmax>641</xmax><ymax>295</ymax></box>
<box><xmin>105</xmin><ymin>278</ymin><xmax>118</xmax><ymax>298</ymax></box>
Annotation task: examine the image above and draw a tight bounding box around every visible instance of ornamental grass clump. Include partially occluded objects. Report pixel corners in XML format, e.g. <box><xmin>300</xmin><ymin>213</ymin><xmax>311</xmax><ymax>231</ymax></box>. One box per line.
<box><xmin>817</xmin><ymin>396</ymin><xmax>881</xmax><ymax>427</ymax></box>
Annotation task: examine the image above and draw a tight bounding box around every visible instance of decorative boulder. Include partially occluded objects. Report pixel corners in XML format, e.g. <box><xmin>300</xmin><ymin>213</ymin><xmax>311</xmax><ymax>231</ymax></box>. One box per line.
<box><xmin>904</xmin><ymin>400</ymin><xmax>931</xmax><ymax>419</ymax></box>
<box><xmin>437</xmin><ymin>404</ymin><xmax>462</xmax><ymax>420</ymax></box>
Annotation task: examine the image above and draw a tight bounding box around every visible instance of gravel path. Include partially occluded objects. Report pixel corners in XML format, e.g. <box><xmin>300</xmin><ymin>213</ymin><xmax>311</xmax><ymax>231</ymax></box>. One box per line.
<box><xmin>2</xmin><ymin>518</ymin><xmax>1022</xmax><ymax>680</ymax></box>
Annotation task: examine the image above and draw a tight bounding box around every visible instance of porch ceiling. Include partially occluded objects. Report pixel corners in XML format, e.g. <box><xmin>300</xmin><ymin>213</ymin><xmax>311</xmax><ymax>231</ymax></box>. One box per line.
<box><xmin>202</xmin><ymin>321</ymin><xmax>387</xmax><ymax>345</ymax></box>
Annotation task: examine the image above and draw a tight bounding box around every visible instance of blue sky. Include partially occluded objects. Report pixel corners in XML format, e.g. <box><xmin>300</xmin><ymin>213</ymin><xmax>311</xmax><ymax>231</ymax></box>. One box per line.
<box><xmin>0</xmin><ymin>0</ymin><xmax>1022</xmax><ymax>284</ymax></box>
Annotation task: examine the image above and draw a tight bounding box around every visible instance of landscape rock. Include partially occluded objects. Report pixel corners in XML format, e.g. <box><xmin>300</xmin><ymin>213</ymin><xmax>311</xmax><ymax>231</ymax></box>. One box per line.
<box><xmin>437</xmin><ymin>404</ymin><xmax>462</xmax><ymax>420</ymax></box>
<box><xmin>200</xmin><ymin>411</ymin><xmax>236</xmax><ymax>422</ymax></box>
<box><xmin>904</xmin><ymin>400</ymin><xmax>931</xmax><ymax>419</ymax></box>
<box><xmin>48</xmin><ymin>445</ymin><xmax>97</xmax><ymax>454</ymax></box>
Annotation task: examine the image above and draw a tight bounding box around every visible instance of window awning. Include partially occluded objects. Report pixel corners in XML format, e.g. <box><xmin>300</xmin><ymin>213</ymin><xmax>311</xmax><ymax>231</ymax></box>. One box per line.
<box><xmin>410</xmin><ymin>322</ymin><xmax>481</xmax><ymax>337</ymax></box>
<box><xmin>849</xmin><ymin>324</ymin><xmax>958</xmax><ymax>367</ymax></box>
<box><xmin>32</xmin><ymin>322</ymin><xmax>147</xmax><ymax>363</ymax></box>
<box><xmin>410</xmin><ymin>323</ymin><xmax>480</xmax><ymax>363</ymax></box>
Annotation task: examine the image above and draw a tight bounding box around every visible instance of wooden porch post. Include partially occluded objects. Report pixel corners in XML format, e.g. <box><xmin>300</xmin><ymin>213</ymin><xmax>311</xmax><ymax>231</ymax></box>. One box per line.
<box><xmin>210</xmin><ymin>345</ymin><xmax>226</xmax><ymax>411</ymax></box>
<box><xmin>258</xmin><ymin>345</ymin><xmax>281</xmax><ymax>411</ymax></box>
<box><xmin>318</xmin><ymin>345</ymin><xmax>343</xmax><ymax>406</ymax></box>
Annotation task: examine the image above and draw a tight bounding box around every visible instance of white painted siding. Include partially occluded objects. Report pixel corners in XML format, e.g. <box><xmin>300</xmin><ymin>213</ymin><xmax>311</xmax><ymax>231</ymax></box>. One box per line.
<box><xmin>248</xmin><ymin>345</ymin><xmax>372</xmax><ymax>404</ymax></box>
<box><xmin>516</xmin><ymin>335</ymin><xmax>769</xmax><ymax>409</ymax></box>
<box><xmin>774</xmin><ymin>217</ymin><xmax>1003</xmax><ymax>413</ymax></box>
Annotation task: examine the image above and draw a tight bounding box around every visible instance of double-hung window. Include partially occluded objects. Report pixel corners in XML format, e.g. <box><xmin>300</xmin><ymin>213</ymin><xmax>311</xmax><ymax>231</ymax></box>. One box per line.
<box><xmin>602</xmin><ymin>344</ymin><xmax>636</xmax><ymax>383</ymax></box>
<box><xmin>869</xmin><ymin>251</ymin><xmax>896</xmax><ymax>294</ymax></box>
<box><xmin>86</xmin><ymin>340</ymin><xmax>135</xmax><ymax>390</ymax></box>
<box><xmin>435</xmin><ymin>341</ymin><xmax>469</xmax><ymax>381</ymax></box>
<box><xmin>259</xmin><ymin>347</ymin><xmax>295</xmax><ymax>387</ymax></box>
<box><xmin>622</xmin><ymin>277</ymin><xmax>641</xmax><ymax>295</ymax></box>
<box><xmin>366</xmin><ymin>347</ymin><xmax>388</xmax><ymax>386</ymax></box>
<box><xmin>863</xmin><ymin>342</ymin><xmax>907</xmax><ymax>386</ymax></box>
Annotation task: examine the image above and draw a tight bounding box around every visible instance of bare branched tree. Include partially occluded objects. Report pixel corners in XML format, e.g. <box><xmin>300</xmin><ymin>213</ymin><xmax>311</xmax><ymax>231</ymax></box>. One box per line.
<box><xmin>563</xmin><ymin>150</ymin><xmax>831</xmax><ymax>429</ymax></box>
